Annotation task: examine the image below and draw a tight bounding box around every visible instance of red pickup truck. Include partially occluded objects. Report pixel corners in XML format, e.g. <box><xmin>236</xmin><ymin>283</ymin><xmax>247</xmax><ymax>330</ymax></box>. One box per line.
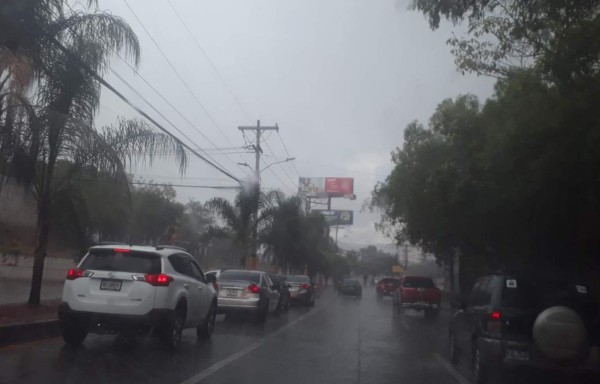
<box><xmin>392</xmin><ymin>275</ymin><xmax>441</xmax><ymax>320</ymax></box>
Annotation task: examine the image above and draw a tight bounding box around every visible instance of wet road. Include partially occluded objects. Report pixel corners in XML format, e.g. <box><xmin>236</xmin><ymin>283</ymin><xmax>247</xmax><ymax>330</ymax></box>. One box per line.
<box><xmin>0</xmin><ymin>288</ymin><xmax>466</xmax><ymax>384</ymax></box>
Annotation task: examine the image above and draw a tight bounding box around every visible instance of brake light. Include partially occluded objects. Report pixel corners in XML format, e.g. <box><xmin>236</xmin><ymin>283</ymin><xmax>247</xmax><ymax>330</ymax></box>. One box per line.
<box><xmin>66</xmin><ymin>268</ymin><xmax>84</xmax><ymax>280</ymax></box>
<box><xmin>247</xmin><ymin>284</ymin><xmax>260</xmax><ymax>294</ymax></box>
<box><xmin>301</xmin><ymin>283</ymin><xmax>311</xmax><ymax>289</ymax></box>
<box><xmin>113</xmin><ymin>248</ymin><xmax>130</xmax><ymax>253</ymax></box>
<box><xmin>488</xmin><ymin>311</ymin><xmax>502</xmax><ymax>335</ymax></box>
<box><xmin>144</xmin><ymin>273</ymin><xmax>173</xmax><ymax>286</ymax></box>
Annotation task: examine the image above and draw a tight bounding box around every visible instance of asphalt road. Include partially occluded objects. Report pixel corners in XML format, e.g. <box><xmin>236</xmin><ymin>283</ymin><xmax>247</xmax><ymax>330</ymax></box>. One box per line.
<box><xmin>0</xmin><ymin>287</ymin><xmax>468</xmax><ymax>384</ymax></box>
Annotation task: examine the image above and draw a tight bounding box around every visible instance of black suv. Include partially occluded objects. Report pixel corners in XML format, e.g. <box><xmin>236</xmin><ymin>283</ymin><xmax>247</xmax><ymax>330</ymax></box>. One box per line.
<box><xmin>449</xmin><ymin>274</ymin><xmax>600</xmax><ymax>383</ymax></box>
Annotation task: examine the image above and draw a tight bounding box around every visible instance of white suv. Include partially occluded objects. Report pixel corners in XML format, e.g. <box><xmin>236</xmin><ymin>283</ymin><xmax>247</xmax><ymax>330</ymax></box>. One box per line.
<box><xmin>58</xmin><ymin>244</ymin><xmax>217</xmax><ymax>349</ymax></box>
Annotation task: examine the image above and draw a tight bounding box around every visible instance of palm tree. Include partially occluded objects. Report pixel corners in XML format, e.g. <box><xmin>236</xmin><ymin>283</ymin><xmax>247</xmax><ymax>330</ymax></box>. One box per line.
<box><xmin>0</xmin><ymin>1</ymin><xmax>189</xmax><ymax>304</ymax></box>
<box><xmin>206</xmin><ymin>184</ymin><xmax>265</xmax><ymax>268</ymax></box>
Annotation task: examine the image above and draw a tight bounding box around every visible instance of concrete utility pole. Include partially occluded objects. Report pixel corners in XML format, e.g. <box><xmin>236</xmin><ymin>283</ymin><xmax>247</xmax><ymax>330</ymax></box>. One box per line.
<box><xmin>238</xmin><ymin>120</ymin><xmax>279</xmax><ymax>269</ymax></box>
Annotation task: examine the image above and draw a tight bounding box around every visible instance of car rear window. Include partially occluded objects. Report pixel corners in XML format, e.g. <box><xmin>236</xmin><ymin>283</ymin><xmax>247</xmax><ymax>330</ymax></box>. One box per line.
<box><xmin>403</xmin><ymin>277</ymin><xmax>435</xmax><ymax>288</ymax></box>
<box><xmin>380</xmin><ymin>278</ymin><xmax>399</xmax><ymax>284</ymax></box>
<box><xmin>501</xmin><ymin>278</ymin><xmax>597</xmax><ymax>313</ymax></box>
<box><xmin>342</xmin><ymin>279</ymin><xmax>360</xmax><ymax>286</ymax></box>
<box><xmin>80</xmin><ymin>249</ymin><xmax>160</xmax><ymax>274</ymax></box>
<box><xmin>284</xmin><ymin>275</ymin><xmax>310</xmax><ymax>283</ymax></box>
<box><xmin>219</xmin><ymin>271</ymin><xmax>260</xmax><ymax>283</ymax></box>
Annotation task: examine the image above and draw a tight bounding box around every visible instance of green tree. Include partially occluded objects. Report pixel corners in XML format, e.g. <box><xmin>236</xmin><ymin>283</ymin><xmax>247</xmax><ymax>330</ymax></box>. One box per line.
<box><xmin>206</xmin><ymin>184</ymin><xmax>263</xmax><ymax>268</ymax></box>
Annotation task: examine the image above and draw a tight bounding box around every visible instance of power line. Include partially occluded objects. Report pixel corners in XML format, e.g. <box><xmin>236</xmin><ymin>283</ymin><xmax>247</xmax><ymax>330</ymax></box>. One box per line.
<box><xmin>123</xmin><ymin>0</ymin><xmax>248</xmax><ymax>170</ymax></box>
<box><xmin>108</xmin><ymin>67</ymin><xmax>240</xmax><ymax>177</ymax></box>
<box><xmin>165</xmin><ymin>0</ymin><xmax>252</xmax><ymax>120</ymax></box>
<box><xmin>43</xmin><ymin>34</ymin><xmax>242</xmax><ymax>183</ymax></box>
<box><xmin>277</xmin><ymin>130</ymin><xmax>301</xmax><ymax>178</ymax></box>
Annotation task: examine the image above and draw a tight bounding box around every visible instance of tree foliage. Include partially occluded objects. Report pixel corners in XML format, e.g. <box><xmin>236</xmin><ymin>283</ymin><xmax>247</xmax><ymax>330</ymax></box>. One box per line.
<box><xmin>372</xmin><ymin>71</ymin><xmax>600</xmax><ymax>289</ymax></box>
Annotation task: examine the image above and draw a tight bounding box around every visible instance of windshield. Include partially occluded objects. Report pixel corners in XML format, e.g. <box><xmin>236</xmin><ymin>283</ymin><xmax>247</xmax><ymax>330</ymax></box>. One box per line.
<box><xmin>219</xmin><ymin>271</ymin><xmax>260</xmax><ymax>284</ymax></box>
<box><xmin>80</xmin><ymin>250</ymin><xmax>160</xmax><ymax>274</ymax></box>
<box><xmin>1</xmin><ymin>0</ymin><xmax>598</xmax><ymax>382</ymax></box>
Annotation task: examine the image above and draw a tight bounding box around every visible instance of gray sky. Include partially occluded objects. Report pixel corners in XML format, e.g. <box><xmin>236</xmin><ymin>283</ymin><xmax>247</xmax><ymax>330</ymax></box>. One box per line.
<box><xmin>90</xmin><ymin>0</ymin><xmax>495</xmax><ymax>248</ymax></box>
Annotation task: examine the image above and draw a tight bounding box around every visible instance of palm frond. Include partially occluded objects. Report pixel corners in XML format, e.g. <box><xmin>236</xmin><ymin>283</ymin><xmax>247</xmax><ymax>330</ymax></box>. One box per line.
<box><xmin>205</xmin><ymin>197</ymin><xmax>241</xmax><ymax>230</ymax></box>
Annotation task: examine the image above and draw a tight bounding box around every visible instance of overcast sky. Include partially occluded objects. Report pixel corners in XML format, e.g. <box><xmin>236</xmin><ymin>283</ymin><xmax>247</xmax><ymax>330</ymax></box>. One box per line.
<box><xmin>87</xmin><ymin>0</ymin><xmax>495</xmax><ymax>248</ymax></box>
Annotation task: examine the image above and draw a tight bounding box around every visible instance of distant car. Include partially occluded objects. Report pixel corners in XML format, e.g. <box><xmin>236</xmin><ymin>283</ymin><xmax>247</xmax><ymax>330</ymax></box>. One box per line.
<box><xmin>216</xmin><ymin>270</ymin><xmax>280</xmax><ymax>322</ymax></box>
<box><xmin>268</xmin><ymin>274</ymin><xmax>291</xmax><ymax>311</ymax></box>
<box><xmin>392</xmin><ymin>275</ymin><xmax>441</xmax><ymax>319</ymax></box>
<box><xmin>58</xmin><ymin>245</ymin><xmax>218</xmax><ymax>349</ymax></box>
<box><xmin>449</xmin><ymin>274</ymin><xmax>600</xmax><ymax>384</ymax></box>
<box><xmin>376</xmin><ymin>277</ymin><xmax>401</xmax><ymax>297</ymax></box>
<box><xmin>338</xmin><ymin>278</ymin><xmax>362</xmax><ymax>297</ymax></box>
<box><xmin>284</xmin><ymin>275</ymin><xmax>316</xmax><ymax>306</ymax></box>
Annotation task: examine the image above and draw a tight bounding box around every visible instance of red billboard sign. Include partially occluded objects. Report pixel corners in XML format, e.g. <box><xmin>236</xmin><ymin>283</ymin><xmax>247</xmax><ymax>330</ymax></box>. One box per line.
<box><xmin>299</xmin><ymin>177</ymin><xmax>354</xmax><ymax>197</ymax></box>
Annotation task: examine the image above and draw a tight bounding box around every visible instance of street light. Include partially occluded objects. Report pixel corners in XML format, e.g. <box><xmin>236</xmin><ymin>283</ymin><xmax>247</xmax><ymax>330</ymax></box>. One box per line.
<box><xmin>260</xmin><ymin>157</ymin><xmax>296</xmax><ymax>173</ymax></box>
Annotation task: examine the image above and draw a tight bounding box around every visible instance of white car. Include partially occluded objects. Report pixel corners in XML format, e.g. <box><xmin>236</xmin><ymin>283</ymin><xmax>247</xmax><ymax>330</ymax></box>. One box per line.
<box><xmin>58</xmin><ymin>244</ymin><xmax>217</xmax><ymax>349</ymax></box>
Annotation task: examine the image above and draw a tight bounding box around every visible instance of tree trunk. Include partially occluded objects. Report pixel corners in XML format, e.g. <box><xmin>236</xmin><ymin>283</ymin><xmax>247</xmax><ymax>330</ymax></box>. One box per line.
<box><xmin>28</xmin><ymin>193</ymin><xmax>51</xmax><ymax>305</ymax></box>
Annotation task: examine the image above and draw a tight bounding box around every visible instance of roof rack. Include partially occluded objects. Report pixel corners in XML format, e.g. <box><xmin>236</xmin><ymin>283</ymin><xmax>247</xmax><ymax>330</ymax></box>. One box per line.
<box><xmin>155</xmin><ymin>245</ymin><xmax>187</xmax><ymax>252</ymax></box>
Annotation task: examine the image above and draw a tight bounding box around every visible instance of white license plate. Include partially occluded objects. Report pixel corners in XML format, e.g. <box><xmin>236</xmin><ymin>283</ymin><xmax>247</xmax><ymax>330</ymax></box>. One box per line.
<box><xmin>225</xmin><ymin>289</ymin><xmax>239</xmax><ymax>297</ymax></box>
<box><xmin>505</xmin><ymin>348</ymin><xmax>530</xmax><ymax>361</ymax></box>
<box><xmin>100</xmin><ymin>280</ymin><xmax>122</xmax><ymax>291</ymax></box>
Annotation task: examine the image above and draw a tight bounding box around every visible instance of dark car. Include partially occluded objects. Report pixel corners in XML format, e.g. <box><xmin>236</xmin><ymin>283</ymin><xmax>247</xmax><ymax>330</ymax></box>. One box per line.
<box><xmin>338</xmin><ymin>278</ymin><xmax>362</xmax><ymax>297</ymax></box>
<box><xmin>283</xmin><ymin>275</ymin><xmax>315</xmax><ymax>306</ymax></box>
<box><xmin>216</xmin><ymin>270</ymin><xmax>280</xmax><ymax>322</ymax></box>
<box><xmin>376</xmin><ymin>277</ymin><xmax>401</xmax><ymax>298</ymax></box>
<box><xmin>449</xmin><ymin>274</ymin><xmax>600</xmax><ymax>383</ymax></box>
<box><xmin>268</xmin><ymin>273</ymin><xmax>290</xmax><ymax>311</ymax></box>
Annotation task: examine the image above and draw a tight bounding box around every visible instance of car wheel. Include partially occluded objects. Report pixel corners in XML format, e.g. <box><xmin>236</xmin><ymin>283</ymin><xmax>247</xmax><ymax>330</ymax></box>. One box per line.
<box><xmin>160</xmin><ymin>308</ymin><xmax>184</xmax><ymax>350</ymax></box>
<box><xmin>61</xmin><ymin>321</ymin><xmax>88</xmax><ymax>346</ymax></box>
<box><xmin>309</xmin><ymin>295</ymin><xmax>315</xmax><ymax>306</ymax></box>
<box><xmin>449</xmin><ymin>333</ymin><xmax>459</xmax><ymax>365</ymax></box>
<box><xmin>472</xmin><ymin>341</ymin><xmax>489</xmax><ymax>384</ymax></box>
<box><xmin>197</xmin><ymin>302</ymin><xmax>217</xmax><ymax>340</ymax></box>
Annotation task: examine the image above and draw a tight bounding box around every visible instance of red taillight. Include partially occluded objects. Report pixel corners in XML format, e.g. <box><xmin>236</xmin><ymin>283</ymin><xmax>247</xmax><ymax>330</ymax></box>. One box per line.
<box><xmin>66</xmin><ymin>268</ymin><xmax>84</xmax><ymax>280</ymax></box>
<box><xmin>491</xmin><ymin>311</ymin><xmax>501</xmax><ymax>320</ymax></box>
<box><xmin>113</xmin><ymin>248</ymin><xmax>130</xmax><ymax>253</ymax></box>
<box><xmin>247</xmin><ymin>284</ymin><xmax>260</xmax><ymax>294</ymax></box>
<box><xmin>212</xmin><ymin>282</ymin><xmax>219</xmax><ymax>291</ymax></box>
<box><xmin>144</xmin><ymin>273</ymin><xmax>173</xmax><ymax>286</ymax></box>
<box><xmin>488</xmin><ymin>311</ymin><xmax>502</xmax><ymax>335</ymax></box>
<box><xmin>301</xmin><ymin>283</ymin><xmax>311</xmax><ymax>289</ymax></box>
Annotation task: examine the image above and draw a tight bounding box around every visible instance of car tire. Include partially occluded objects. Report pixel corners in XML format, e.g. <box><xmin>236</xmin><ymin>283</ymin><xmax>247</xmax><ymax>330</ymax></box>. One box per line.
<box><xmin>309</xmin><ymin>295</ymin><xmax>315</xmax><ymax>306</ymax></box>
<box><xmin>472</xmin><ymin>341</ymin><xmax>489</xmax><ymax>384</ymax></box>
<box><xmin>61</xmin><ymin>321</ymin><xmax>88</xmax><ymax>346</ymax></box>
<box><xmin>160</xmin><ymin>307</ymin><xmax>185</xmax><ymax>350</ymax></box>
<box><xmin>197</xmin><ymin>302</ymin><xmax>217</xmax><ymax>340</ymax></box>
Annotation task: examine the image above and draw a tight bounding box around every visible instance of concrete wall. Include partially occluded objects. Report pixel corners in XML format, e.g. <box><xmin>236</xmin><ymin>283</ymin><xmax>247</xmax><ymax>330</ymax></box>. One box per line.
<box><xmin>0</xmin><ymin>251</ymin><xmax>75</xmax><ymax>281</ymax></box>
<box><xmin>0</xmin><ymin>179</ymin><xmax>37</xmax><ymax>229</ymax></box>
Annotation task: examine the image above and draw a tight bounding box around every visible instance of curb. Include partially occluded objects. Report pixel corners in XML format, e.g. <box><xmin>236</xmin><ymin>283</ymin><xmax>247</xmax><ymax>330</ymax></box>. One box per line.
<box><xmin>0</xmin><ymin>319</ymin><xmax>60</xmax><ymax>347</ymax></box>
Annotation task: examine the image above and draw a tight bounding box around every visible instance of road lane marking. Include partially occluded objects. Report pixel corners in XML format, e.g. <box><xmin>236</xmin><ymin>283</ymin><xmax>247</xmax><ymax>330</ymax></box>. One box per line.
<box><xmin>433</xmin><ymin>353</ymin><xmax>470</xmax><ymax>384</ymax></box>
<box><xmin>179</xmin><ymin>309</ymin><xmax>319</xmax><ymax>384</ymax></box>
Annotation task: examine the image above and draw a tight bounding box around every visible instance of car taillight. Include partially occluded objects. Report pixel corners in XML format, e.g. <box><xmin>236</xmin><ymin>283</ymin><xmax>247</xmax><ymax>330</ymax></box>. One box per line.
<box><xmin>66</xmin><ymin>268</ymin><xmax>84</xmax><ymax>280</ymax></box>
<box><xmin>144</xmin><ymin>273</ymin><xmax>173</xmax><ymax>286</ymax></box>
<box><xmin>488</xmin><ymin>311</ymin><xmax>502</xmax><ymax>335</ymax></box>
<box><xmin>247</xmin><ymin>284</ymin><xmax>260</xmax><ymax>294</ymax></box>
<box><xmin>212</xmin><ymin>282</ymin><xmax>219</xmax><ymax>291</ymax></box>
<box><xmin>301</xmin><ymin>283</ymin><xmax>311</xmax><ymax>289</ymax></box>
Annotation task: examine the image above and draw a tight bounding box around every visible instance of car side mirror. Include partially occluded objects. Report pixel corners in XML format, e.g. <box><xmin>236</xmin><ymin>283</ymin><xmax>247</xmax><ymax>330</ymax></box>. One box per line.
<box><xmin>206</xmin><ymin>274</ymin><xmax>217</xmax><ymax>284</ymax></box>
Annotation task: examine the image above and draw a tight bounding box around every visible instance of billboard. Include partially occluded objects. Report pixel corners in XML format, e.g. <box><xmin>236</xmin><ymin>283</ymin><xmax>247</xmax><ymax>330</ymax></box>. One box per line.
<box><xmin>298</xmin><ymin>177</ymin><xmax>354</xmax><ymax>198</ymax></box>
<box><xmin>311</xmin><ymin>209</ymin><xmax>354</xmax><ymax>225</ymax></box>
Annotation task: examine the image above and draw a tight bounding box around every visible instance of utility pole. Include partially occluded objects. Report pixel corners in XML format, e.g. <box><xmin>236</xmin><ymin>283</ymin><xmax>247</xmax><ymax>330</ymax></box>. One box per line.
<box><xmin>238</xmin><ymin>120</ymin><xmax>279</xmax><ymax>269</ymax></box>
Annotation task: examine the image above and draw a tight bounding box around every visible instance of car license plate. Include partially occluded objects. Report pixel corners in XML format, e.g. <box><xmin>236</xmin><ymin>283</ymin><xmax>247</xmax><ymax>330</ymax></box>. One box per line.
<box><xmin>100</xmin><ymin>280</ymin><xmax>122</xmax><ymax>291</ymax></box>
<box><xmin>225</xmin><ymin>289</ymin><xmax>238</xmax><ymax>297</ymax></box>
<box><xmin>505</xmin><ymin>348</ymin><xmax>530</xmax><ymax>361</ymax></box>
